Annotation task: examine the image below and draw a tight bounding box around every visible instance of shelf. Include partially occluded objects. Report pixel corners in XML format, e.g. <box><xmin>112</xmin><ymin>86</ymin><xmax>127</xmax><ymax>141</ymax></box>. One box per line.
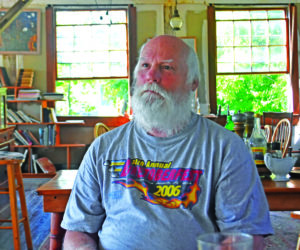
<box><xmin>5</xmin><ymin>86</ymin><xmax>32</xmax><ymax>89</ymax></box>
<box><xmin>8</xmin><ymin>122</ymin><xmax>84</xmax><ymax>126</ymax></box>
<box><xmin>7</xmin><ymin>99</ymin><xmax>56</xmax><ymax>103</ymax></box>
<box><xmin>7</xmin><ymin>86</ymin><xmax>86</xmax><ymax>174</ymax></box>
<box><xmin>8</xmin><ymin>122</ymin><xmax>55</xmax><ymax>125</ymax></box>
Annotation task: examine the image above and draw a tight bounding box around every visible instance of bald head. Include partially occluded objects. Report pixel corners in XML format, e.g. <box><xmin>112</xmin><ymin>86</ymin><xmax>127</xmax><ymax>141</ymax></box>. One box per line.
<box><xmin>144</xmin><ymin>35</ymin><xmax>191</xmax><ymax>58</ymax></box>
<box><xmin>134</xmin><ymin>35</ymin><xmax>200</xmax><ymax>91</ymax></box>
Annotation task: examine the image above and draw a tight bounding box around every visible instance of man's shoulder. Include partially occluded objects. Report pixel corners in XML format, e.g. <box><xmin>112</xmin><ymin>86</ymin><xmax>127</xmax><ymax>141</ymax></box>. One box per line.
<box><xmin>97</xmin><ymin>120</ymin><xmax>134</xmax><ymax>139</ymax></box>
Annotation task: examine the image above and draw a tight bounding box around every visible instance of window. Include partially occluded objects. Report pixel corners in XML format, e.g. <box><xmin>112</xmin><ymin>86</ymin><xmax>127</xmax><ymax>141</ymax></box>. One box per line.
<box><xmin>216</xmin><ymin>9</ymin><xmax>288</xmax><ymax>73</ymax></box>
<box><xmin>46</xmin><ymin>5</ymin><xmax>136</xmax><ymax>118</ymax></box>
<box><xmin>207</xmin><ymin>5</ymin><xmax>299</xmax><ymax>115</ymax></box>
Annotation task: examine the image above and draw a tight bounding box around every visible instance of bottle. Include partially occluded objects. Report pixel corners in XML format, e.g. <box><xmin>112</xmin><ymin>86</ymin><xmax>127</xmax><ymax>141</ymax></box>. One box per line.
<box><xmin>225</xmin><ymin>105</ymin><xmax>234</xmax><ymax>131</ymax></box>
<box><xmin>248</xmin><ymin>114</ymin><xmax>267</xmax><ymax>166</ymax></box>
<box><xmin>243</xmin><ymin>112</ymin><xmax>254</xmax><ymax>139</ymax></box>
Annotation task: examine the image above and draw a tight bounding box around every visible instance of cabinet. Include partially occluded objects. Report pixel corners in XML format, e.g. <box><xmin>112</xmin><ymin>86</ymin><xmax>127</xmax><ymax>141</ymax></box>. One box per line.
<box><xmin>5</xmin><ymin>86</ymin><xmax>86</xmax><ymax>176</ymax></box>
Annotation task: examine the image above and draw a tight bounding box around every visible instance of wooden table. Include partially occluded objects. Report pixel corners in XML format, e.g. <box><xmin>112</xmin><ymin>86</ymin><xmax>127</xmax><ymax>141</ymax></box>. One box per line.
<box><xmin>37</xmin><ymin>170</ymin><xmax>300</xmax><ymax>250</ymax></box>
<box><xmin>36</xmin><ymin>170</ymin><xmax>77</xmax><ymax>250</ymax></box>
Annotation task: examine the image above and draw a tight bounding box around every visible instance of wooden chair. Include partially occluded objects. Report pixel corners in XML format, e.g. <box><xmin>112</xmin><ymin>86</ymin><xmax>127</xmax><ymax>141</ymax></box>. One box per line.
<box><xmin>263</xmin><ymin>112</ymin><xmax>293</xmax><ymax>155</ymax></box>
<box><xmin>94</xmin><ymin>122</ymin><xmax>110</xmax><ymax>138</ymax></box>
<box><xmin>263</xmin><ymin>112</ymin><xmax>293</xmax><ymax>129</ymax></box>
<box><xmin>264</xmin><ymin>125</ymin><xmax>272</xmax><ymax>143</ymax></box>
<box><xmin>0</xmin><ymin>159</ymin><xmax>33</xmax><ymax>250</ymax></box>
<box><xmin>271</xmin><ymin>118</ymin><xmax>291</xmax><ymax>158</ymax></box>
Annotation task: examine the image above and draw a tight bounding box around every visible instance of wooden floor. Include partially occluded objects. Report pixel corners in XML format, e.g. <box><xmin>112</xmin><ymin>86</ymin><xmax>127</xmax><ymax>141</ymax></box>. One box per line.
<box><xmin>0</xmin><ymin>178</ymin><xmax>51</xmax><ymax>250</ymax></box>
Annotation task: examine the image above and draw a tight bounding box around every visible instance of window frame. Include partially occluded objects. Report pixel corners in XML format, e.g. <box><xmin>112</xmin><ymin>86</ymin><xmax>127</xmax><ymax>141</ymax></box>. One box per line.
<box><xmin>46</xmin><ymin>4</ymin><xmax>137</xmax><ymax>126</ymax></box>
<box><xmin>215</xmin><ymin>8</ymin><xmax>289</xmax><ymax>75</ymax></box>
<box><xmin>207</xmin><ymin>4</ymin><xmax>299</xmax><ymax>117</ymax></box>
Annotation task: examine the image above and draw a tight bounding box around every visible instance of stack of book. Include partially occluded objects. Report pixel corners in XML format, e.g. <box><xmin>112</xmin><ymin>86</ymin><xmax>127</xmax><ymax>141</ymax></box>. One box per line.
<box><xmin>42</xmin><ymin>92</ymin><xmax>64</xmax><ymax>100</ymax></box>
<box><xmin>16</xmin><ymin>69</ymin><xmax>34</xmax><ymax>87</ymax></box>
<box><xmin>38</xmin><ymin>125</ymin><xmax>56</xmax><ymax>146</ymax></box>
<box><xmin>17</xmin><ymin>89</ymin><xmax>41</xmax><ymax>100</ymax></box>
<box><xmin>41</xmin><ymin>107</ymin><xmax>57</xmax><ymax>123</ymax></box>
<box><xmin>13</xmin><ymin>129</ymin><xmax>40</xmax><ymax>146</ymax></box>
<box><xmin>7</xmin><ymin>108</ymin><xmax>40</xmax><ymax>123</ymax></box>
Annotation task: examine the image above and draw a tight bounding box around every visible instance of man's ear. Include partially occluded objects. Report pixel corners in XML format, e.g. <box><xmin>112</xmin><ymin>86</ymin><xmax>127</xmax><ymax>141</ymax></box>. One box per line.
<box><xmin>191</xmin><ymin>79</ymin><xmax>199</xmax><ymax>91</ymax></box>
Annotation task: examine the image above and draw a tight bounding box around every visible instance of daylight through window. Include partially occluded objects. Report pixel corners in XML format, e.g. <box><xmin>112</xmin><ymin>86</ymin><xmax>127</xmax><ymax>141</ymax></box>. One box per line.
<box><xmin>55</xmin><ymin>9</ymin><xmax>129</xmax><ymax>116</ymax></box>
<box><xmin>215</xmin><ymin>8</ymin><xmax>290</xmax><ymax>114</ymax></box>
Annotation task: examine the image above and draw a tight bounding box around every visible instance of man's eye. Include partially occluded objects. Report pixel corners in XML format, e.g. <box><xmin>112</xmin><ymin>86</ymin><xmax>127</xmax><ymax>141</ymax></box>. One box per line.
<box><xmin>141</xmin><ymin>63</ymin><xmax>149</xmax><ymax>68</ymax></box>
<box><xmin>162</xmin><ymin>65</ymin><xmax>171</xmax><ymax>70</ymax></box>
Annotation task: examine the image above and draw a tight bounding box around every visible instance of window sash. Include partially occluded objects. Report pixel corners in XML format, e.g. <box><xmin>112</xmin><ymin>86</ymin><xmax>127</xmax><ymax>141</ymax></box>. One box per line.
<box><xmin>207</xmin><ymin>4</ymin><xmax>299</xmax><ymax>115</ymax></box>
<box><xmin>46</xmin><ymin>4</ymin><xmax>137</xmax><ymax>122</ymax></box>
<box><xmin>215</xmin><ymin>9</ymin><xmax>289</xmax><ymax>74</ymax></box>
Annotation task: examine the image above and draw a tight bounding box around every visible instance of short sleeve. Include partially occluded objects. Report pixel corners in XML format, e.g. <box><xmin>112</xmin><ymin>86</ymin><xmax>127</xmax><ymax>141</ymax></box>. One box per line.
<box><xmin>215</xmin><ymin>138</ymin><xmax>274</xmax><ymax>235</ymax></box>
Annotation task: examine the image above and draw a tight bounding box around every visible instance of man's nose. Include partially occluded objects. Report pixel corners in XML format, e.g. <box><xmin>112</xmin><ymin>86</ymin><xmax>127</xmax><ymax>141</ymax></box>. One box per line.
<box><xmin>146</xmin><ymin>66</ymin><xmax>161</xmax><ymax>83</ymax></box>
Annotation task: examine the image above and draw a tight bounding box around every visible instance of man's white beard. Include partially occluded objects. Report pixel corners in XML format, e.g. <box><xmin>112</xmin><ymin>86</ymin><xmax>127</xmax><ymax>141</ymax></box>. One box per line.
<box><xmin>131</xmin><ymin>82</ymin><xmax>193</xmax><ymax>136</ymax></box>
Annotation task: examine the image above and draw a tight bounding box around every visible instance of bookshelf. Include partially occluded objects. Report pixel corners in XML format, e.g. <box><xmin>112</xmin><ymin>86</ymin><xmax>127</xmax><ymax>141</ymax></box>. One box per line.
<box><xmin>5</xmin><ymin>86</ymin><xmax>86</xmax><ymax>176</ymax></box>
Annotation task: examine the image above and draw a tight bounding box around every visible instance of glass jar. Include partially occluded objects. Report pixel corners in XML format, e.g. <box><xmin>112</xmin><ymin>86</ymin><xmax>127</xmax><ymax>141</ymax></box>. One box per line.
<box><xmin>248</xmin><ymin>114</ymin><xmax>267</xmax><ymax>166</ymax></box>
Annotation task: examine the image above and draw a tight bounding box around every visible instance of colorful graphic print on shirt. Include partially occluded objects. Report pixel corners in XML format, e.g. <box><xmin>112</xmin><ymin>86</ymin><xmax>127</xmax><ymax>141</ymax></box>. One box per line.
<box><xmin>105</xmin><ymin>158</ymin><xmax>203</xmax><ymax>209</ymax></box>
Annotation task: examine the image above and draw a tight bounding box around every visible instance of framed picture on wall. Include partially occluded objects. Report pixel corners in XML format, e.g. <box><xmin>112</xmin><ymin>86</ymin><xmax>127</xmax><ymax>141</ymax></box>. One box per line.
<box><xmin>180</xmin><ymin>37</ymin><xmax>197</xmax><ymax>52</ymax></box>
<box><xmin>0</xmin><ymin>9</ymin><xmax>41</xmax><ymax>54</ymax></box>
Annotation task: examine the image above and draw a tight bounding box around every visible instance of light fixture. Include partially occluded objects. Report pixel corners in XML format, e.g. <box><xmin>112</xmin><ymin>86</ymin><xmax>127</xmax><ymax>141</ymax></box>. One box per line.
<box><xmin>169</xmin><ymin>0</ymin><xmax>183</xmax><ymax>31</ymax></box>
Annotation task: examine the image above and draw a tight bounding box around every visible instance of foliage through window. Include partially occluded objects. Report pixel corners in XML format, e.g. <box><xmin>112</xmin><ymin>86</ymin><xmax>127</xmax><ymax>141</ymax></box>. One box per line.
<box><xmin>55</xmin><ymin>9</ymin><xmax>129</xmax><ymax>116</ymax></box>
<box><xmin>215</xmin><ymin>8</ymin><xmax>289</xmax><ymax>114</ymax></box>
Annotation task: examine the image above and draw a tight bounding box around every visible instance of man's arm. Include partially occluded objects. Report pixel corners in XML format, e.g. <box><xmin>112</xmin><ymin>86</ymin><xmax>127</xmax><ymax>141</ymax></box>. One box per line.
<box><xmin>63</xmin><ymin>230</ymin><xmax>98</xmax><ymax>250</ymax></box>
<box><xmin>253</xmin><ymin>235</ymin><xmax>264</xmax><ymax>250</ymax></box>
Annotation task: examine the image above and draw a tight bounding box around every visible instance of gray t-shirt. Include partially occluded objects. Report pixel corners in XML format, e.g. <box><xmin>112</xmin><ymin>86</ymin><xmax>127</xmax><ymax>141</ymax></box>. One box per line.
<box><xmin>61</xmin><ymin>113</ymin><xmax>273</xmax><ymax>250</ymax></box>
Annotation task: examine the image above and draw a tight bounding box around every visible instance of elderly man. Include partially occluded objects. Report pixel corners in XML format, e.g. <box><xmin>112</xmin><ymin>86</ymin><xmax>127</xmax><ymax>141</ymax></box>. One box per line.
<box><xmin>62</xmin><ymin>35</ymin><xmax>273</xmax><ymax>250</ymax></box>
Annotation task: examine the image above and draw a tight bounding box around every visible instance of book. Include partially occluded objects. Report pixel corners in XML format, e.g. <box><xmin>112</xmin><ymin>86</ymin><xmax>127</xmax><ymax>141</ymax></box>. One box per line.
<box><xmin>16</xmin><ymin>110</ymin><xmax>33</xmax><ymax>123</ymax></box>
<box><xmin>7</xmin><ymin>112</ymin><xmax>17</xmax><ymax>123</ymax></box>
<box><xmin>18</xmin><ymin>130</ymin><xmax>33</xmax><ymax>145</ymax></box>
<box><xmin>27</xmin><ymin>114</ymin><xmax>40</xmax><ymax>123</ymax></box>
<box><xmin>31</xmin><ymin>154</ymin><xmax>38</xmax><ymax>173</ymax></box>
<box><xmin>42</xmin><ymin>108</ymin><xmax>51</xmax><ymax>123</ymax></box>
<box><xmin>0</xmin><ymin>67</ymin><xmax>12</xmax><ymax>86</ymax></box>
<box><xmin>0</xmin><ymin>150</ymin><xmax>24</xmax><ymax>160</ymax></box>
<box><xmin>7</xmin><ymin>109</ymin><xmax>23</xmax><ymax>123</ymax></box>
<box><xmin>13</xmin><ymin>130</ymin><xmax>29</xmax><ymax>145</ymax></box>
<box><xmin>17</xmin><ymin>89</ymin><xmax>41</xmax><ymax>100</ymax></box>
<box><xmin>43</xmin><ymin>92</ymin><xmax>64</xmax><ymax>100</ymax></box>
<box><xmin>16</xmin><ymin>69</ymin><xmax>34</xmax><ymax>87</ymax></box>
<box><xmin>26</xmin><ymin>130</ymin><xmax>40</xmax><ymax>145</ymax></box>
<box><xmin>20</xmin><ymin>149</ymin><xmax>28</xmax><ymax>171</ymax></box>
<box><xmin>35</xmin><ymin>157</ymin><xmax>56</xmax><ymax>173</ymax></box>
<box><xmin>49</xmin><ymin>108</ymin><xmax>57</xmax><ymax>123</ymax></box>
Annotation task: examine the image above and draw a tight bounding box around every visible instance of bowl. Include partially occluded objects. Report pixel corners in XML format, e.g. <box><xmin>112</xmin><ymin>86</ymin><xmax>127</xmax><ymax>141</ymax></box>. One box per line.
<box><xmin>264</xmin><ymin>153</ymin><xmax>297</xmax><ymax>181</ymax></box>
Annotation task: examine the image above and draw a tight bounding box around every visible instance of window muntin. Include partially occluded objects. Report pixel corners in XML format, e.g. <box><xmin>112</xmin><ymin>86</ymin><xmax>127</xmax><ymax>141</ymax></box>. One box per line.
<box><xmin>54</xmin><ymin>9</ymin><xmax>130</xmax><ymax>116</ymax></box>
<box><xmin>216</xmin><ymin>9</ymin><xmax>288</xmax><ymax>74</ymax></box>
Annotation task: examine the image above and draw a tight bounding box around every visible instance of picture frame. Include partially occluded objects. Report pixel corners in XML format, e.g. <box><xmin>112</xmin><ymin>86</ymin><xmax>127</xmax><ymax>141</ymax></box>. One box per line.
<box><xmin>180</xmin><ymin>37</ymin><xmax>197</xmax><ymax>52</ymax></box>
<box><xmin>0</xmin><ymin>9</ymin><xmax>41</xmax><ymax>54</ymax></box>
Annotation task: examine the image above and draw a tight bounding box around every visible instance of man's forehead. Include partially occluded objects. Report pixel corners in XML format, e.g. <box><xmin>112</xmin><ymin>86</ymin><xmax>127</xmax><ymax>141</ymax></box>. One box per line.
<box><xmin>139</xmin><ymin>57</ymin><xmax>174</xmax><ymax>63</ymax></box>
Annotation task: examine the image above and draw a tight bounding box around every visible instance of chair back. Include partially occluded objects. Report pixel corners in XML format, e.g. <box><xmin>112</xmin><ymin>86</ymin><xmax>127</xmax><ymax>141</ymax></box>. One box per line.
<box><xmin>264</xmin><ymin>125</ymin><xmax>272</xmax><ymax>143</ymax></box>
<box><xmin>263</xmin><ymin>112</ymin><xmax>293</xmax><ymax>129</ymax></box>
<box><xmin>271</xmin><ymin>118</ymin><xmax>291</xmax><ymax>157</ymax></box>
<box><xmin>94</xmin><ymin>122</ymin><xmax>110</xmax><ymax>138</ymax></box>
